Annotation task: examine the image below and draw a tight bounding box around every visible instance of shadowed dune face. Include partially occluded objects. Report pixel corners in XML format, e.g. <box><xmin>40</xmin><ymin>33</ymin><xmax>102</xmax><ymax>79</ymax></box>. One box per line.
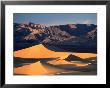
<box><xmin>72</xmin><ymin>53</ymin><xmax>96</xmax><ymax>59</ymax></box>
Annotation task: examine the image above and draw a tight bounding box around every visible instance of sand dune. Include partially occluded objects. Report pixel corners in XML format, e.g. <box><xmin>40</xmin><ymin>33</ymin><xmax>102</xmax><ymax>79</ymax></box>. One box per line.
<box><xmin>14</xmin><ymin>61</ymin><xmax>67</xmax><ymax>75</ymax></box>
<box><xmin>14</xmin><ymin>44</ymin><xmax>96</xmax><ymax>59</ymax></box>
<box><xmin>14</xmin><ymin>44</ymin><xmax>70</xmax><ymax>59</ymax></box>
<box><xmin>14</xmin><ymin>44</ymin><xmax>97</xmax><ymax>75</ymax></box>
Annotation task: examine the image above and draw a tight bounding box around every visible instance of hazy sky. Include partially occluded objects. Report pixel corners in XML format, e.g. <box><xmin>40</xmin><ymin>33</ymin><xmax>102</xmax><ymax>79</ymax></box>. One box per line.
<box><xmin>14</xmin><ymin>13</ymin><xmax>97</xmax><ymax>26</ymax></box>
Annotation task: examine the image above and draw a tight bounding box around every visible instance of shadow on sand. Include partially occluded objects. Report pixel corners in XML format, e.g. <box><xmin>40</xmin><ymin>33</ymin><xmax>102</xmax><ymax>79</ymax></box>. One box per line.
<box><xmin>14</xmin><ymin>55</ymin><xmax>97</xmax><ymax>75</ymax></box>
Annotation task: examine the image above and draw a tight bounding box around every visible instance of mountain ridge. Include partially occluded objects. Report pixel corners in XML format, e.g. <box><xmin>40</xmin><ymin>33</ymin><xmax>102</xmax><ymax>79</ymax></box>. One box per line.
<box><xmin>14</xmin><ymin>23</ymin><xmax>97</xmax><ymax>53</ymax></box>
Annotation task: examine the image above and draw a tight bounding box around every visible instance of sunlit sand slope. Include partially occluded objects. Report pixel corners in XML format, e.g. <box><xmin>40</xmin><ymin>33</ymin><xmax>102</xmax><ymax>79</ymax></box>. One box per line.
<box><xmin>14</xmin><ymin>61</ymin><xmax>67</xmax><ymax>75</ymax></box>
<box><xmin>14</xmin><ymin>44</ymin><xmax>96</xmax><ymax>59</ymax></box>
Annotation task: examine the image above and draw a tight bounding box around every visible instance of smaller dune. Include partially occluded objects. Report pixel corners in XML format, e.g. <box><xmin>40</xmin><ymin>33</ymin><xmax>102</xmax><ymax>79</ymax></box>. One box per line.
<box><xmin>14</xmin><ymin>61</ymin><xmax>67</xmax><ymax>75</ymax></box>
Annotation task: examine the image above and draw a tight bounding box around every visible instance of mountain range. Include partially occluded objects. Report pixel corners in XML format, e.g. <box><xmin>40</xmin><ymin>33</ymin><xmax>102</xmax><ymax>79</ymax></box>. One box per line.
<box><xmin>14</xmin><ymin>23</ymin><xmax>97</xmax><ymax>53</ymax></box>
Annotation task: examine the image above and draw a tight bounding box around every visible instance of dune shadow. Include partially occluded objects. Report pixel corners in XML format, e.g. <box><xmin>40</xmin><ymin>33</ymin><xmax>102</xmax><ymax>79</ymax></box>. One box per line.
<box><xmin>42</xmin><ymin>55</ymin><xmax>97</xmax><ymax>74</ymax></box>
<box><xmin>14</xmin><ymin>57</ymin><xmax>56</xmax><ymax>68</ymax></box>
<box><xmin>14</xmin><ymin>57</ymin><xmax>39</xmax><ymax>67</ymax></box>
<box><xmin>14</xmin><ymin>55</ymin><xmax>97</xmax><ymax>75</ymax></box>
<box><xmin>40</xmin><ymin>56</ymin><xmax>97</xmax><ymax>74</ymax></box>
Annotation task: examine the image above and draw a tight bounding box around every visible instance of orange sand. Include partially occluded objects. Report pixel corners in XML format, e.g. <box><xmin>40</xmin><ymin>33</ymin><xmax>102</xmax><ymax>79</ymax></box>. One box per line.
<box><xmin>14</xmin><ymin>44</ymin><xmax>96</xmax><ymax>59</ymax></box>
<box><xmin>14</xmin><ymin>44</ymin><xmax>96</xmax><ymax>75</ymax></box>
<box><xmin>14</xmin><ymin>61</ymin><xmax>66</xmax><ymax>75</ymax></box>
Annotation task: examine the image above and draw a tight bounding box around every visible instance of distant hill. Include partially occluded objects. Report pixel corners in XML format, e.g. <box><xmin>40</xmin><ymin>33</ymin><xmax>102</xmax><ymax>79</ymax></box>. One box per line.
<box><xmin>14</xmin><ymin>23</ymin><xmax>97</xmax><ymax>53</ymax></box>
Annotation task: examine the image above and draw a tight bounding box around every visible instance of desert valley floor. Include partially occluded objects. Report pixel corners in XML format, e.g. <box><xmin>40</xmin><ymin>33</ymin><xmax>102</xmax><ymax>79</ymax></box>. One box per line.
<box><xmin>14</xmin><ymin>44</ymin><xmax>97</xmax><ymax>75</ymax></box>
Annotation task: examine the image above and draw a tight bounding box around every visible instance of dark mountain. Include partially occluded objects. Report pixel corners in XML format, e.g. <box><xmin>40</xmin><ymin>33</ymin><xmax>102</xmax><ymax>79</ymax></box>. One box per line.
<box><xmin>43</xmin><ymin>28</ymin><xmax>97</xmax><ymax>53</ymax></box>
<box><xmin>14</xmin><ymin>23</ymin><xmax>48</xmax><ymax>50</ymax></box>
<box><xmin>14</xmin><ymin>23</ymin><xmax>97</xmax><ymax>53</ymax></box>
<box><xmin>42</xmin><ymin>26</ymin><xmax>76</xmax><ymax>44</ymax></box>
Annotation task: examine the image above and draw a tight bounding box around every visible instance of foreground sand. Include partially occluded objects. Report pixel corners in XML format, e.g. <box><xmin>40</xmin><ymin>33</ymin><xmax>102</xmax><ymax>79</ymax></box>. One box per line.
<box><xmin>14</xmin><ymin>61</ymin><xmax>68</xmax><ymax>75</ymax></box>
<box><xmin>14</xmin><ymin>44</ymin><xmax>97</xmax><ymax>75</ymax></box>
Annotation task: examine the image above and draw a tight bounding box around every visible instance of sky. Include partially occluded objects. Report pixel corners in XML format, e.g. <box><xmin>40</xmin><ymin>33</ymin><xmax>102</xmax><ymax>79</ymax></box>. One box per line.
<box><xmin>14</xmin><ymin>13</ymin><xmax>97</xmax><ymax>26</ymax></box>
